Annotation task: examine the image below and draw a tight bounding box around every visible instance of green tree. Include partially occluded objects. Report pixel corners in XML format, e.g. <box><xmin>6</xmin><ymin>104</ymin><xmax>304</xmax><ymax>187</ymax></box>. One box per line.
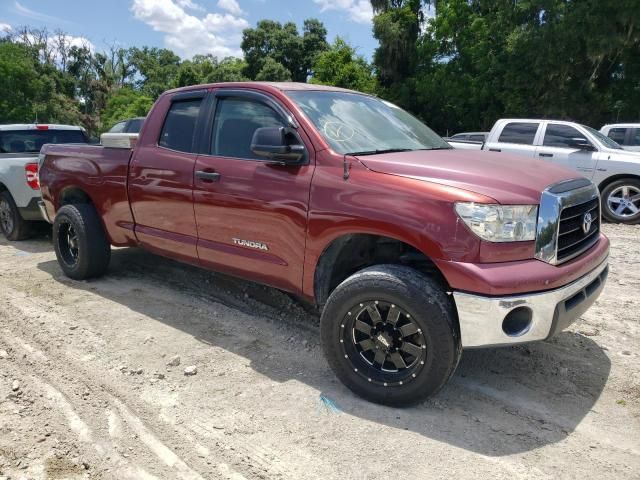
<box><xmin>129</xmin><ymin>47</ymin><xmax>181</xmax><ymax>98</ymax></box>
<box><xmin>255</xmin><ymin>57</ymin><xmax>292</xmax><ymax>81</ymax></box>
<box><xmin>100</xmin><ymin>87</ymin><xmax>153</xmax><ymax>131</ymax></box>
<box><xmin>311</xmin><ymin>38</ymin><xmax>377</xmax><ymax>93</ymax></box>
<box><xmin>0</xmin><ymin>42</ymin><xmax>45</xmax><ymax>122</ymax></box>
<box><xmin>241</xmin><ymin>19</ymin><xmax>328</xmax><ymax>82</ymax></box>
<box><xmin>206</xmin><ymin>57</ymin><xmax>249</xmax><ymax>83</ymax></box>
<box><xmin>371</xmin><ymin>0</ymin><xmax>640</xmax><ymax>134</ymax></box>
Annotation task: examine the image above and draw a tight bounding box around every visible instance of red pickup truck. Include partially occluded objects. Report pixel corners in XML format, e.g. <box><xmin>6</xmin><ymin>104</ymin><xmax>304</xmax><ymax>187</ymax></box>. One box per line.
<box><xmin>39</xmin><ymin>82</ymin><xmax>609</xmax><ymax>406</ymax></box>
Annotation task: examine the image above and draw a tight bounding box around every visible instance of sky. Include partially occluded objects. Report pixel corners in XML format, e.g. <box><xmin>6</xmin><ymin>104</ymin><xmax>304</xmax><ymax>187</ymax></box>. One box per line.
<box><xmin>0</xmin><ymin>0</ymin><xmax>378</xmax><ymax>59</ymax></box>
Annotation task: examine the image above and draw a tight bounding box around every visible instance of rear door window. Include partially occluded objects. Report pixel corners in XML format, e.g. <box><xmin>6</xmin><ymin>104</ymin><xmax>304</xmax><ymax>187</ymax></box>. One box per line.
<box><xmin>498</xmin><ymin>122</ymin><xmax>539</xmax><ymax>145</ymax></box>
<box><xmin>630</xmin><ymin>129</ymin><xmax>640</xmax><ymax>147</ymax></box>
<box><xmin>159</xmin><ymin>99</ymin><xmax>202</xmax><ymax>153</ymax></box>
<box><xmin>607</xmin><ymin>127</ymin><xmax>627</xmax><ymax>144</ymax></box>
<box><xmin>543</xmin><ymin>124</ymin><xmax>589</xmax><ymax>148</ymax></box>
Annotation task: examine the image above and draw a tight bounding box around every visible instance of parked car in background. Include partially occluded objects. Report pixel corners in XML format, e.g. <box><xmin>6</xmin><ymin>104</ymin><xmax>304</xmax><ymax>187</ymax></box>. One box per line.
<box><xmin>600</xmin><ymin>124</ymin><xmax>640</xmax><ymax>152</ymax></box>
<box><xmin>444</xmin><ymin>131</ymin><xmax>488</xmax><ymax>150</ymax></box>
<box><xmin>446</xmin><ymin>132</ymin><xmax>488</xmax><ymax>142</ymax></box>
<box><xmin>108</xmin><ymin>117</ymin><xmax>145</xmax><ymax>134</ymax></box>
<box><xmin>0</xmin><ymin>124</ymin><xmax>88</xmax><ymax>240</ymax></box>
<box><xmin>449</xmin><ymin>118</ymin><xmax>640</xmax><ymax>224</ymax></box>
<box><xmin>39</xmin><ymin>82</ymin><xmax>609</xmax><ymax>406</ymax></box>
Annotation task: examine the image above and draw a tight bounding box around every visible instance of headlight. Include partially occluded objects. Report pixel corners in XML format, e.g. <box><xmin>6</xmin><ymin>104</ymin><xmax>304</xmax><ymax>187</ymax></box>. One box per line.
<box><xmin>455</xmin><ymin>203</ymin><xmax>538</xmax><ymax>242</ymax></box>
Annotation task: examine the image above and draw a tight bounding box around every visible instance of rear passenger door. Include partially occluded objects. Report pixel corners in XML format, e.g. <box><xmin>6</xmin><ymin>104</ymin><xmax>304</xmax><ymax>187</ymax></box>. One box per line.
<box><xmin>192</xmin><ymin>89</ymin><xmax>315</xmax><ymax>293</ymax></box>
<box><xmin>486</xmin><ymin>121</ymin><xmax>540</xmax><ymax>157</ymax></box>
<box><xmin>536</xmin><ymin>123</ymin><xmax>598</xmax><ymax>179</ymax></box>
<box><xmin>128</xmin><ymin>91</ymin><xmax>206</xmax><ymax>263</ymax></box>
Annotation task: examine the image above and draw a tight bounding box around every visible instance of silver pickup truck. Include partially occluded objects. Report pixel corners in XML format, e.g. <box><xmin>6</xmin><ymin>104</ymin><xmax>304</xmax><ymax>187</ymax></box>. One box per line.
<box><xmin>447</xmin><ymin>118</ymin><xmax>640</xmax><ymax>224</ymax></box>
<box><xmin>0</xmin><ymin>124</ymin><xmax>88</xmax><ymax>240</ymax></box>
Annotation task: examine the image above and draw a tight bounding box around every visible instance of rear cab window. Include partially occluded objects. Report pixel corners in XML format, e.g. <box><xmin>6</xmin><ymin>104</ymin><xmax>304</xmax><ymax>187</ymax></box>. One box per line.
<box><xmin>109</xmin><ymin>121</ymin><xmax>127</xmax><ymax>133</ymax></box>
<box><xmin>498</xmin><ymin>122</ymin><xmax>539</xmax><ymax>145</ymax></box>
<box><xmin>126</xmin><ymin>119</ymin><xmax>144</xmax><ymax>133</ymax></box>
<box><xmin>159</xmin><ymin>99</ymin><xmax>203</xmax><ymax>153</ymax></box>
<box><xmin>0</xmin><ymin>129</ymin><xmax>87</xmax><ymax>154</ymax></box>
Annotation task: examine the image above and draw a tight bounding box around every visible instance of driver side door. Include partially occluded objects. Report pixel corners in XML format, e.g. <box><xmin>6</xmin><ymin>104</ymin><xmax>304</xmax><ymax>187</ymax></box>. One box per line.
<box><xmin>193</xmin><ymin>89</ymin><xmax>315</xmax><ymax>293</ymax></box>
<box><xmin>536</xmin><ymin>122</ymin><xmax>598</xmax><ymax>179</ymax></box>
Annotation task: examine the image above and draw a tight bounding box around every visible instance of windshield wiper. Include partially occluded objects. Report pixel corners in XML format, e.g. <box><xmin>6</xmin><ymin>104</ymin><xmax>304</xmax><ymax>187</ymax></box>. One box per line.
<box><xmin>346</xmin><ymin>148</ymin><xmax>413</xmax><ymax>156</ymax></box>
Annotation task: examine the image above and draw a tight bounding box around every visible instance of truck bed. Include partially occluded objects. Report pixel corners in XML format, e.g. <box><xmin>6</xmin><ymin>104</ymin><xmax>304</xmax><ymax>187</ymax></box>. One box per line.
<box><xmin>39</xmin><ymin>143</ymin><xmax>137</xmax><ymax>246</ymax></box>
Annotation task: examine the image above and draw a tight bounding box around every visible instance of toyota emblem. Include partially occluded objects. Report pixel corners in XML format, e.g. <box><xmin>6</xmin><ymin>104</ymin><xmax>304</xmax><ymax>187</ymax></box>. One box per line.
<box><xmin>582</xmin><ymin>212</ymin><xmax>593</xmax><ymax>234</ymax></box>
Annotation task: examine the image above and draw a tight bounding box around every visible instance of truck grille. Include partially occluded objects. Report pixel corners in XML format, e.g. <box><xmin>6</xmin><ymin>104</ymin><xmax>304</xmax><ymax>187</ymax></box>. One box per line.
<box><xmin>534</xmin><ymin>179</ymin><xmax>601</xmax><ymax>265</ymax></box>
<box><xmin>557</xmin><ymin>198</ymin><xmax>600</xmax><ymax>263</ymax></box>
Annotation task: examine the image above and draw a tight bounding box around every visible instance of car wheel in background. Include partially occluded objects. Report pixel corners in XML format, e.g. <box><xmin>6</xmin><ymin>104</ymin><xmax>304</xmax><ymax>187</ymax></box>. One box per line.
<box><xmin>601</xmin><ymin>179</ymin><xmax>640</xmax><ymax>224</ymax></box>
<box><xmin>0</xmin><ymin>191</ymin><xmax>32</xmax><ymax>241</ymax></box>
<box><xmin>320</xmin><ymin>264</ymin><xmax>461</xmax><ymax>407</ymax></box>
<box><xmin>53</xmin><ymin>203</ymin><xmax>111</xmax><ymax>280</ymax></box>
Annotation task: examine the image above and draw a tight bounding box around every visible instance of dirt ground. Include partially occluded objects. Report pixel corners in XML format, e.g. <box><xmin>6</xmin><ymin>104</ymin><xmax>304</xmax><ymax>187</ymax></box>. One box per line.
<box><xmin>0</xmin><ymin>223</ymin><xmax>638</xmax><ymax>480</ymax></box>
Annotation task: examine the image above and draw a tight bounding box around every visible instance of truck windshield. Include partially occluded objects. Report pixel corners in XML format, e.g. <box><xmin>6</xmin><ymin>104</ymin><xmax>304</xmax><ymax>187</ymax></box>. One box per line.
<box><xmin>0</xmin><ymin>129</ymin><xmax>87</xmax><ymax>154</ymax></box>
<box><xmin>287</xmin><ymin>91</ymin><xmax>450</xmax><ymax>155</ymax></box>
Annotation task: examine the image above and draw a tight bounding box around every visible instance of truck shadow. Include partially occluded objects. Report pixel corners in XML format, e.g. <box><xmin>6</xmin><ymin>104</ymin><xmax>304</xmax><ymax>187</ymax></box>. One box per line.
<box><xmin>37</xmin><ymin>247</ymin><xmax>611</xmax><ymax>457</ymax></box>
<box><xmin>0</xmin><ymin>225</ymin><xmax>52</xmax><ymax>254</ymax></box>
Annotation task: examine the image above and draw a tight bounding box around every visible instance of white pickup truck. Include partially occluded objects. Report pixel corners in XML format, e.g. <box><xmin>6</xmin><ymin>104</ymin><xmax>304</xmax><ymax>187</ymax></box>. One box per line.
<box><xmin>447</xmin><ymin>118</ymin><xmax>640</xmax><ymax>224</ymax></box>
<box><xmin>0</xmin><ymin>124</ymin><xmax>88</xmax><ymax>240</ymax></box>
<box><xmin>600</xmin><ymin>124</ymin><xmax>640</xmax><ymax>152</ymax></box>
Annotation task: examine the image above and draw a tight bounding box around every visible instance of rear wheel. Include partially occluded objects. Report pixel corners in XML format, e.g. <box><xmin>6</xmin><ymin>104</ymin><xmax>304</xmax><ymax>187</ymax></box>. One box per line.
<box><xmin>0</xmin><ymin>191</ymin><xmax>32</xmax><ymax>241</ymax></box>
<box><xmin>320</xmin><ymin>264</ymin><xmax>461</xmax><ymax>406</ymax></box>
<box><xmin>601</xmin><ymin>178</ymin><xmax>640</xmax><ymax>224</ymax></box>
<box><xmin>53</xmin><ymin>204</ymin><xmax>111</xmax><ymax>279</ymax></box>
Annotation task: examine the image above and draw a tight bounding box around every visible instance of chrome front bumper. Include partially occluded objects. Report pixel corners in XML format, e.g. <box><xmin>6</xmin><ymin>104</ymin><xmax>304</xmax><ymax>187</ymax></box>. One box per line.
<box><xmin>453</xmin><ymin>258</ymin><xmax>608</xmax><ymax>348</ymax></box>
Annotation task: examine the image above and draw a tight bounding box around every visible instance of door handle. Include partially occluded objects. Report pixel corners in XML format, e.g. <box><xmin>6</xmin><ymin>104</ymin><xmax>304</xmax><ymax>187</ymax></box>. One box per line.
<box><xmin>539</xmin><ymin>153</ymin><xmax>554</xmax><ymax>157</ymax></box>
<box><xmin>489</xmin><ymin>148</ymin><xmax>501</xmax><ymax>152</ymax></box>
<box><xmin>195</xmin><ymin>170</ymin><xmax>221</xmax><ymax>182</ymax></box>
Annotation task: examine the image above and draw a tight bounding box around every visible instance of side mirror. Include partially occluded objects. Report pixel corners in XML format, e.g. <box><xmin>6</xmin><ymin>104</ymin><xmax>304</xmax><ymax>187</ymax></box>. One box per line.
<box><xmin>569</xmin><ymin>137</ymin><xmax>595</xmax><ymax>151</ymax></box>
<box><xmin>251</xmin><ymin>127</ymin><xmax>305</xmax><ymax>164</ymax></box>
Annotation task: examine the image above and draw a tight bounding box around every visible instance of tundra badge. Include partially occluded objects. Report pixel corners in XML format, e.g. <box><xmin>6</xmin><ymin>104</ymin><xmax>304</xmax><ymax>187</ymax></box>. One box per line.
<box><xmin>232</xmin><ymin>238</ymin><xmax>269</xmax><ymax>251</ymax></box>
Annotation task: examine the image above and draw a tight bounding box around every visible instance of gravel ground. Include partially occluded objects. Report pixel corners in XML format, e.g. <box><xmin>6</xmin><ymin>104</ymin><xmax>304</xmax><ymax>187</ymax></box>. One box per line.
<box><xmin>0</xmin><ymin>223</ymin><xmax>638</xmax><ymax>480</ymax></box>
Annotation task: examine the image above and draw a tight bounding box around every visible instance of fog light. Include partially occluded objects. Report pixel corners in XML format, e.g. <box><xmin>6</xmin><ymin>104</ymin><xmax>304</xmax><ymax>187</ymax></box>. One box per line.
<box><xmin>502</xmin><ymin>307</ymin><xmax>533</xmax><ymax>337</ymax></box>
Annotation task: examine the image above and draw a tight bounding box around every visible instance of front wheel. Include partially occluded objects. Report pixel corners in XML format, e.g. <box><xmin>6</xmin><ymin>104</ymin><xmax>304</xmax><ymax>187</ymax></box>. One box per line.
<box><xmin>601</xmin><ymin>179</ymin><xmax>640</xmax><ymax>224</ymax></box>
<box><xmin>53</xmin><ymin>203</ymin><xmax>111</xmax><ymax>279</ymax></box>
<box><xmin>320</xmin><ymin>265</ymin><xmax>461</xmax><ymax>406</ymax></box>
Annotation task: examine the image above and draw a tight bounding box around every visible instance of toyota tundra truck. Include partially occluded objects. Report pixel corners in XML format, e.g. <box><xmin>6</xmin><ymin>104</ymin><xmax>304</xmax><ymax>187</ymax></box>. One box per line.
<box><xmin>38</xmin><ymin>83</ymin><xmax>610</xmax><ymax>406</ymax></box>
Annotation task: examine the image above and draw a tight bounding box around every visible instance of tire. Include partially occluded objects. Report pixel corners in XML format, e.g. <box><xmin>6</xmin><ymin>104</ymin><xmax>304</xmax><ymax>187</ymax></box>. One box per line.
<box><xmin>320</xmin><ymin>264</ymin><xmax>461</xmax><ymax>407</ymax></box>
<box><xmin>601</xmin><ymin>178</ymin><xmax>640</xmax><ymax>224</ymax></box>
<box><xmin>0</xmin><ymin>191</ymin><xmax>32</xmax><ymax>241</ymax></box>
<box><xmin>53</xmin><ymin>203</ymin><xmax>111</xmax><ymax>280</ymax></box>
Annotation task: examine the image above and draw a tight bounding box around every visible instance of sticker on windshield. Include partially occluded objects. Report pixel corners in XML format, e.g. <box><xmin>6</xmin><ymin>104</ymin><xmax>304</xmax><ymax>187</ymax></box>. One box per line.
<box><xmin>323</xmin><ymin>122</ymin><xmax>355</xmax><ymax>142</ymax></box>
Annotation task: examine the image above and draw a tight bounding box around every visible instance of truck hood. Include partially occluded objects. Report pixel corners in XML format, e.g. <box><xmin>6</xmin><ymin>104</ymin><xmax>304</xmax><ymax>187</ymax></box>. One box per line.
<box><xmin>355</xmin><ymin>149</ymin><xmax>582</xmax><ymax>204</ymax></box>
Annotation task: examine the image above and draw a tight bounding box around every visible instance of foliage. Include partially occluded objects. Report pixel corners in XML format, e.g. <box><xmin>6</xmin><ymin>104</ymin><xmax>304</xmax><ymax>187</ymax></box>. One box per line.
<box><xmin>100</xmin><ymin>87</ymin><xmax>153</xmax><ymax>130</ymax></box>
<box><xmin>3</xmin><ymin>4</ymin><xmax>639</xmax><ymax>139</ymax></box>
<box><xmin>241</xmin><ymin>18</ymin><xmax>329</xmax><ymax>82</ymax></box>
<box><xmin>372</xmin><ymin>0</ymin><xmax>640</xmax><ymax>134</ymax></box>
<box><xmin>310</xmin><ymin>38</ymin><xmax>376</xmax><ymax>93</ymax></box>
<box><xmin>255</xmin><ymin>57</ymin><xmax>292</xmax><ymax>81</ymax></box>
